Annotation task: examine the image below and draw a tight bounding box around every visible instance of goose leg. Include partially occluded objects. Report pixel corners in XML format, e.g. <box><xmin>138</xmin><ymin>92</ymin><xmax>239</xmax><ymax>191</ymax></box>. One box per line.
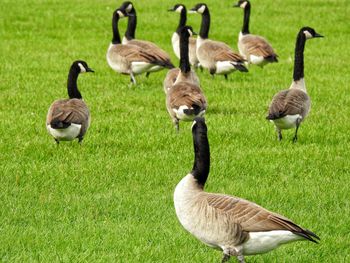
<box><xmin>146</xmin><ymin>72</ymin><xmax>151</xmax><ymax>78</ymax></box>
<box><xmin>78</xmin><ymin>136</ymin><xmax>83</xmax><ymax>144</ymax></box>
<box><xmin>130</xmin><ymin>73</ymin><xmax>137</xmax><ymax>85</ymax></box>
<box><xmin>173</xmin><ymin>118</ymin><xmax>179</xmax><ymax>132</ymax></box>
<box><xmin>54</xmin><ymin>139</ymin><xmax>59</xmax><ymax>145</ymax></box>
<box><xmin>293</xmin><ymin>118</ymin><xmax>302</xmax><ymax>143</ymax></box>
<box><xmin>275</xmin><ymin>127</ymin><xmax>282</xmax><ymax>141</ymax></box>
<box><xmin>221</xmin><ymin>254</ymin><xmax>230</xmax><ymax>263</ymax></box>
<box><xmin>224</xmin><ymin>74</ymin><xmax>228</xmax><ymax>80</ymax></box>
<box><xmin>236</xmin><ymin>255</ymin><xmax>245</xmax><ymax>263</ymax></box>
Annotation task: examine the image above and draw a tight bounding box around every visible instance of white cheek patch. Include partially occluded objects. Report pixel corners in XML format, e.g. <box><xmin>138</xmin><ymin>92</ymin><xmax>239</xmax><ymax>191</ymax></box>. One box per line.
<box><xmin>240</xmin><ymin>1</ymin><xmax>248</xmax><ymax>8</ymax></box>
<box><xmin>175</xmin><ymin>6</ymin><xmax>184</xmax><ymax>13</ymax></box>
<box><xmin>197</xmin><ymin>5</ymin><xmax>206</xmax><ymax>14</ymax></box>
<box><xmin>187</xmin><ymin>29</ymin><xmax>193</xmax><ymax>36</ymax></box>
<box><xmin>303</xmin><ymin>30</ymin><xmax>313</xmax><ymax>39</ymax></box>
<box><xmin>78</xmin><ymin>63</ymin><xmax>86</xmax><ymax>73</ymax></box>
<box><xmin>126</xmin><ymin>4</ymin><xmax>133</xmax><ymax>12</ymax></box>
<box><xmin>117</xmin><ymin>10</ymin><xmax>124</xmax><ymax>18</ymax></box>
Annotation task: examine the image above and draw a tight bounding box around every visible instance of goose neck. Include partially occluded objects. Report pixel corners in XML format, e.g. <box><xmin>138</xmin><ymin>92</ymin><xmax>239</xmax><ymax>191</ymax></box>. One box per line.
<box><xmin>242</xmin><ymin>3</ymin><xmax>250</xmax><ymax>35</ymax></box>
<box><xmin>199</xmin><ymin>9</ymin><xmax>210</xmax><ymax>39</ymax></box>
<box><xmin>293</xmin><ymin>31</ymin><xmax>306</xmax><ymax>81</ymax></box>
<box><xmin>191</xmin><ymin>125</ymin><xmax>210</xmax><ymax>187</ymax></box>
<box><xmin>177</xmin><ymin>8</ymin><xmax>187</xmax><ymax>31</ymax></box>
<box><xmin>179</xmin><ymin>32</ymin><xmax>191</xmax><ymax>73</ymax></box>
<box><xmin>112</xmin><ymin>13</ymin><xmax>121</xmax><ymax>44</ymax></box>
<box><xmin>125</xmin><ymin>10</ymin><xmax>137</xmax><ymax>40</ymax></box>
<box><xmin>67</xmin><ymin>67</ymin><xmax>82</xmax><ymax>99</ymax></box>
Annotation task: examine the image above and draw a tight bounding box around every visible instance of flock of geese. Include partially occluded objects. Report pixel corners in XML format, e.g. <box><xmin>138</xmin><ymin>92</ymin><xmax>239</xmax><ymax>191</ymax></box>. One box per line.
<box><xmin>45</xmin><ymin>1</ymin><xmax>323</xmax><ymax>262</ymax></box>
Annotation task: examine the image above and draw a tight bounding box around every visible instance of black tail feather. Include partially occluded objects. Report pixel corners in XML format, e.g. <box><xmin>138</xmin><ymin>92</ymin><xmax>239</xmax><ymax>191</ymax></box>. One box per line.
<box><xmin>183</xmin><ymin>105</ymin><xmax>202</xmax><ymax>116</ymax></box>
<box><xmin>293</xmin><ymin>229</ymin><xmax>320</xmax><ymax>244</ymax></box>
<box><xmin>50</xmin><ymin>119</ymin><xmax>71</xmax><ymax>129</ymax></box>
<box><xmin>265</xmin><ymin>54</ymin><xmax>279</xmax><ymax>63</ymax></box>
<box><xmin>231</xmin><ymin>63</ymin><xmax>248</xmax><ymax>72</ymax></box>
<box><xmin>266</xmin><ymin>111</ymin><xmax>286</xmax><ymax>120</ymax></box>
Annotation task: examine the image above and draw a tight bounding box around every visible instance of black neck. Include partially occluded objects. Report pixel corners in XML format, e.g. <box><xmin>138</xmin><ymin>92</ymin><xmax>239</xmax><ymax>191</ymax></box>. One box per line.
<box><xmin>293</xmin><ymin>31</ymin><xmax>306</xmax><ymax>81</ymax></box>
<box><xmin>112</xmin><ymin>13</ymin><xmax>121</xmax><ymax>44</ymax></box>
<box><xmin>191</xmin><ymin>125</ymin><xmax>210</xmax><ymax>187</ymax></box>
<box><xmin>199</xmin><ymin>9</ymin><xmax>210</xmax><ymax>39</ymax></box>
<box><xmin>177</xmin><ymin>8</ymin><xmax>187</xmax><ymax>31</ymax></box>
<box><xmin>242</xmin><ymin>3</ymin><xmax>250</xmax><ymax>34</ymax></box>
<box><xmin>179</xmin><ymin>31</ymin><xmax>191</xmax><ymax>73</ymax></box>
<box><xmin>67</xmin><ymin>67</ymin><xmax>82</xmax><ymax>99</ymax></box>
<box><xmin>125</xmin><ymin>10</ymin><xmax>137</xmax><ymax>40</ymax></box>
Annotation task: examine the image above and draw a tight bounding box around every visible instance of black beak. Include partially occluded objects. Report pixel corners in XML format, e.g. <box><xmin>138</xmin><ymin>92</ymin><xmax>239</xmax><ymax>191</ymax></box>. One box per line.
<box><xmin>167</xmin><ymin>8</ymin><xmax>174</xmax><ymax>12</ymax></box>
<box><xmin>126</xmin><ymin>12</ymin><xmax>135</xmax><ymax>17</ymax></box>
<box><xmin>233</xmin><ymin>3</ymin><xmax>240</xmax><ymax>7</ymax></box>
<box><xmin>192</xmin><ymin>31</ymin><xmax>198</xmax><ymax>36</ymax></box>
<box><xmin>87</xmin><ymin>68</ymin><xmax>94</xmax><ymax>73</ymax></box>
<box><xmin>314</xmin><ymin>33</ymin><xmax>324</xmax><ymax>38</ymax></box>
<box><xmin>189</xmin><ymin>7</ymin><xmax>197</xmax><ymax>13</ymax></box>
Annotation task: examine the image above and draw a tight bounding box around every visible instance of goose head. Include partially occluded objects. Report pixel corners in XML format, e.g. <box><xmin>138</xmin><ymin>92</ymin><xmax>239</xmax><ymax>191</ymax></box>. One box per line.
<box><xmin>177</xmin><ymin>25</ymin><xmax>197</xmax><ymax>37</ymax></box>
<box><xmin>168</xmin><ymin>4</ymin><xmax>186</xmax><ymax>13</ymax></box>
<box><xmin>300</xmin><ymin>27</ymin><xmax>324</xmax><ymax>40</ymax></box>
<box><xmin>72</xmin><ymin>60</ymin><xmax>94</xmax><ymax>73</ymax></box>
<box><xmin>189</xmin><ymin>3</ymin><xmax>208</xmax><ymax>14</ymax></box>
<box><xmin>234</xmin><ymin>0</ymin><xmax>250</xmax><ymax>9</ymax></box>
<box><xmin>119</xmin><ymin>1</ymin><xmax>135</xmax><ymax>15</ymax></box>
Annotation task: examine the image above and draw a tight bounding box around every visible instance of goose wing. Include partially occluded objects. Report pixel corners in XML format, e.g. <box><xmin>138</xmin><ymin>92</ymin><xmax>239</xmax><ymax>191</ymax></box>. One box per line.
<box><xmin>109</xmin><ymin>44</ymin><xmax>161</xmax><ymax>64</ymax></box>
<box><xmin>127</xmin><ymin>39</ymin><xmax>174</xmax><ymax>68</ymax></box>
<box><xmin>241</xmin><ymin>35</ymin><xmax>277</xmax><ymax>58</ymax></box>
<box><xmin>167</xmin><ymin>83</ymin><xmax>207</xmax><ymax>110</ymax></box>
<box><xmin>205</xmin><ymin>193</ymin><xmax>319</xmax><ymax>242</ymax></box>
<box><xmin>202</xmin><ymin>40</ymin><xmax>245</xmax><ymax>62</ymax></box>
<box><xmin>47</xmin><ymin>99</ymin><xmax>89</xmax><ymax>125</ymax></box>
<box><xmin>267</xmin><ymin>89</ymin><xmax>310</xmax><ymax>119</ymax></box>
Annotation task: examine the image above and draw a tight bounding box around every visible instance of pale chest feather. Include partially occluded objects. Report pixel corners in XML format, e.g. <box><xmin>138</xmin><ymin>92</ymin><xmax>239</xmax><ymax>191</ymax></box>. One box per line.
<box><xmin>171</xmin><ymin>32</ymin><xmax>181</xmax><ymax>59</ymax></box>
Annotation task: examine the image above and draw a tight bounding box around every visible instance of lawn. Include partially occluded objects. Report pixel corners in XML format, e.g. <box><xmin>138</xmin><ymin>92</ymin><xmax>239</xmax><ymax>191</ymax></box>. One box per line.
<box><xmin>1</xmin><ymin>0</ymin><xmax>350</xmax><ymax>262</ymax></box>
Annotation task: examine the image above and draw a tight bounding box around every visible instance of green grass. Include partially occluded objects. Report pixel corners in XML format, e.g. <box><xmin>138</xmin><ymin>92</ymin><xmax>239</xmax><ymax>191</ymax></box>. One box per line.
<box><xmin>1</xmin><ymin>0</ymin><xmax>350</xmax><ymax>262</ymax></box>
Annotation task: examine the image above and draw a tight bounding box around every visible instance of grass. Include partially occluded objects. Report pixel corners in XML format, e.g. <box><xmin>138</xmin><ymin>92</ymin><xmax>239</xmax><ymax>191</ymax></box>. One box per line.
<box><xmin>1</xmin><ymin>0</ymin><xmax>350</xmax><ymax>262</ymax></box>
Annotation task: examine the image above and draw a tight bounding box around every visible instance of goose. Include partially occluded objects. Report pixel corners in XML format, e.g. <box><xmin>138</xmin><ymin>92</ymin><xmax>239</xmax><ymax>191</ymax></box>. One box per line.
<box><xmin>106</xmin><ymin>8</ymin><xmax>168</xmax><ymax>85</ymax></box>
<box><xmin>267</xmin><ymin>27</ymin><xmax>323</xmax><ymax>142</ymax></box>
<box><xmin>233</xmin><ymin>0</ymin><xmax>278</xmax><ymax>67</ymax></box>
<box><xmin>168</xmin><ymin>4</ymin><xmax>200</xmax><ymax>69</ymax></box>
<box><xmin>46</xmin><ymin>60</ymin><xmax>94</xmax><ymax>144</ymax></box>
<box><xmin>163</xmin><ymin>26</ymin><xmax>200</xmax><ymax>94</ymax></box>
<box><xmin>166</xmin><ymin>26</ymin><xmax>207</xmax><ymax>131</ymax></box>
<box><xmin>119</xmin><ymin>1</ymin><xmax>174</xmax><ymax>77</ymax></box>
<box><xmin>174</xmin><ymin>117</ymin><xmax>320</xmax><ymax>263</ymax></box>
<box><xmin>189</xmin><ymin>3</ymin><xmax>248</xmax><ymax>79</ymax></box>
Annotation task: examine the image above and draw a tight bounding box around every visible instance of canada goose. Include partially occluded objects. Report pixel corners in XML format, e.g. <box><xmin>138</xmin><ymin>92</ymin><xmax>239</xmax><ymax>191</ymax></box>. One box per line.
<box><xmin>107</xmin><ymin>8</ymin><xmax>168</xmax><ymax>85</ymax></box>
<box><xmin>163</xmin><ymin>26</ymin><xmax>200</xmax><ymax>94</ymax></box>
<box><xmin>189</xmin><ymin>3</ymin><xmax>248</xmax><ymax>79</ymax></box>
<box><xmin>119</xmin><ymin>1</ymin><xmax>174</xmax><ymax>77</ymax></box>
<box><xmin>233</xmin><ymin>0</ymin><xmax>278</xmax><ymax>67</ymax></box>
<box><xmin>46</xmin><ymin>60</ymin><xmax>94</xmax><ymax>144</ymax></box>
<box><xmin>166</xmin><ymin>26</ymin><xmax>207</xmax><ymax>131</ymax></box>
<box><xmin>267</xmin><ymin>27</ymin><xmax>323</xmax><ymax>142</ymax></box>
<box><xmin>168</xmin><ymin>4</ymin><xmax>200</xmax><ymax>69</ymax></box>
<box><xmin>174</xmin><ymin>117</ymin><xmax>320</xmax><ymax>263</ymax></box>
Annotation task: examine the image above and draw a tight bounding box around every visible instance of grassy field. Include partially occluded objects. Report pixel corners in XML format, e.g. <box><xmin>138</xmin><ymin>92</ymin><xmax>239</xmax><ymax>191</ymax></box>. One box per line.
<box><xmin>1</xmin><ymin>0</ymin><xmax>350</xmax><ymax>262</ymax></box>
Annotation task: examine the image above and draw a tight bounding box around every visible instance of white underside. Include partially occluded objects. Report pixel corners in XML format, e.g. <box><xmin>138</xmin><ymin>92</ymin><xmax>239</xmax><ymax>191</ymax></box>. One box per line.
<box><xmin>271</xmin><ymin>114</ymin><xmax>302</xmax><ymax>129</ymax></box>
<box><xmin>122</xmin><ymin>36</ymin><xmax>129</xmax><ymax>45</ymax></box>
<box><xmin>47</xmin><ymin>123</ymin><xmax>81</xmax><ymax>141</ymax></box>
<box><xmin>243</xmin><ymin>230</ymin><xmax>303</xmax><ymax>255</ymax></box>
<box><xmin>249</xmin><ymin>55</ymin><xmax>266</xmax><ymax>65</ymax></box>
<box><xmin>215</xmin><ymin>61</ymin><xmax>236</xmax><ymax>74</ymax></box>
<box><xmin>147</xmin><ymin>65</ymin><xmax>162</xmax><ymax>72</ymax></box>
<box><xmin>131</xmin><ymin>61</ymin><xmax>153</xmax><ymax>75</ymax></box>
<box><xmin>173</xmin><ymin>105</ymin><xmax>205</xmax><ymax>121</ymax></box>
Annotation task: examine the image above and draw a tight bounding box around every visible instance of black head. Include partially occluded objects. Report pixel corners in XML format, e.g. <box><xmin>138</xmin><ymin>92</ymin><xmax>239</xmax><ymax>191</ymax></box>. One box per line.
<box><xmin>234</xmin><ymin>0</ymin><xmax>250</xmax><ymax>8</ymax></box>
<box><xmin>192</xmin><ymin>117</ymin><xmax>207</xmax><ymax>134</ymax></box>
<box><xmin>113</xmin><ymin>8</ymin><xmax>129</xmax><ymax>19</ymax></box>
<box><xmin>72</xmin><ymin>60</ymin><xmax>94</xmax><ymax>73</ymax></box>
<box><xmin>189</xmin><ymin>3</ymin><xmax>208</xmax><ymax>14</ymax></box>
<box><xmin>177</xmin><ymin>25</ymin><xmax>197</xmax><ymax>37</ymax></box>
<box><xmin>300</xmin><ymin>26</ymin><xmax>324</xmax><ymax>39</ymax></box>
<box><xmin>119</xmin><ymin>1</ymin><xmax>135</xmax><ymax>14</ymax></box>
<box><xmin>168</xmin><ymin>4</ymin><xmax>186</xmax><ymax>13</ymax></box>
